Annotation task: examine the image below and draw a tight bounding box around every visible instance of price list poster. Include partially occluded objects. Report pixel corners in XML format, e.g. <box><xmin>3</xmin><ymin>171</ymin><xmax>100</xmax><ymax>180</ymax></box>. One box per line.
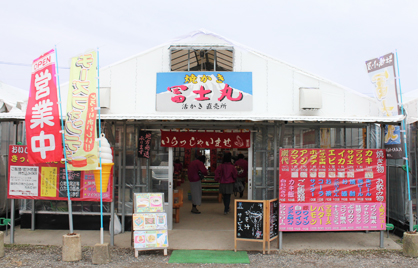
<box><xmin>278</xmin><ymin>149</ymin><xmax>386</xmax><ymax>232</ymax></box>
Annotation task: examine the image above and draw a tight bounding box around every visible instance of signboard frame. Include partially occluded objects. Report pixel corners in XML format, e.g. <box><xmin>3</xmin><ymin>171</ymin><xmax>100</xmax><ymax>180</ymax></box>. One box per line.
<box><xmin>131</xmin><ymin>192</ymin><xmax>168</xmax><ymax>257</ymax></box>
<box><xmin>266</xmin><ymin>198</ymin><xmax>279</xmax><ymax>253</ymax></box>
<box><xmin>234</xmin><ymin>199</ymin><xmax>267</xmax><ymax>254</ymax></box>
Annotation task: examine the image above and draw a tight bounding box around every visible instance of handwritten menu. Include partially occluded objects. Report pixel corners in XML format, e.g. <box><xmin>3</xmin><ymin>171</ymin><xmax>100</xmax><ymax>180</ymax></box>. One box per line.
<box><xmin>58</xmin><ymin>168</ymin><xmax>81</xmax><ymax>198</ymax></box>
<box><xmin>236</xmin><ymin>201</ymin><xmax>264</xmax><ymax>240</ymax></box>
<box><xmin>269</xmin><ymin>199</ymin><xmax>278</xmax><ymax>239</ymax></box>
<box><xmin>138</xmin><ymin>131</ymin><xmax>151</xmax><ymax>158</ymax></box>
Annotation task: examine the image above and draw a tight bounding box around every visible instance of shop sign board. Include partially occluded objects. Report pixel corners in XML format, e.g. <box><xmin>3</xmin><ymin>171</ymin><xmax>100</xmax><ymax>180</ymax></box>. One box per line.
<box><xmin>64</xmin><ymin>52</ymin><xmax>99</xmax><ymax>170</ymax></box>
<box><xmin>161</xmin><ymin>131</ymin><xmax>250</xmax><ymax>149</ymax></box>
<box><xmin>279</xmin><ymin>148</ymin><xmax>386</xmax><ymax>232</ymax></box>
<box><xmin>156</xmin><ymin>72</ymin><xmax>252</xmax><ymax>112</ymax></box>
<box><xmin>365</xmin><ymin>53</ymin><xmax>402</xmax><ymax>159</ymax></box>
<box><xmin>25</xmin><ymin>49</ymin><xmax>63</xmax><ymax>164</ymax></box>
<box><xmin>7</xmin><ymin>145</ymin><xmax>113</xmax><ymax>202</ymax></box>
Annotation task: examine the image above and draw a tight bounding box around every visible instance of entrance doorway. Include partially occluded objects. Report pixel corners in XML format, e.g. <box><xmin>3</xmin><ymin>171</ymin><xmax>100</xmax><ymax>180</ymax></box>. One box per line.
<box><xmin>170</xmin><ymin>147</ymin><xmax>250</xmax><ymax>231</ymax></box>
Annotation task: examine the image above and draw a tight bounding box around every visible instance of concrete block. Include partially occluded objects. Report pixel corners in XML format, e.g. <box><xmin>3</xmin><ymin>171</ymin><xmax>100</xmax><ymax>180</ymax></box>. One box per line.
<box><xmin>62</xmin><ymin>233</ymin><xmax>82</xmax><ymax>262</ymax></box>
<box><xmin>92</xmin><ymin>243</ymin><xmax>111</xmax><ymax>264</ymax></box>
<box><xmin>0</xmin><ymin>231</ymin><xmax>4</xmax><ymax>258</ymax></box>
<box><xmin>403</xmin><ymin>232</ymin><xmax>418</xmax><ymax>257</ymax></box>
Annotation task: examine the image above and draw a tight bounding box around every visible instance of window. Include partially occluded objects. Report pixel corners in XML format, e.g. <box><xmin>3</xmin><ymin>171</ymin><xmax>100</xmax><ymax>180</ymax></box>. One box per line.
<box><xmin>170</xmin><ymin>47</ymin><xmax>233</xmax><ymax>72</ymax></box>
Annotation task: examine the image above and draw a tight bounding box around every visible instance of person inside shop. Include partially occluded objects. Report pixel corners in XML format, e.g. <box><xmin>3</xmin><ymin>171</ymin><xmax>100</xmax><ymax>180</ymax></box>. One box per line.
<box><xmin>235</xmin><ymin>154</ymin><xmax>248</xmax><ymax>198</ymax></box>
<box><xmin>215</xmin><ymin>152</ymin><xmax>238</xmax><ymax>215</ymax></box>
<box><xmin>174</xmin><ymin>159</ymin><xmax>183</xmax><ymax>177</ymax></box>
<box><xmin>187</xmin><ymin>155</ymin><xmax>208</xmax><ymax>214</ymax></box>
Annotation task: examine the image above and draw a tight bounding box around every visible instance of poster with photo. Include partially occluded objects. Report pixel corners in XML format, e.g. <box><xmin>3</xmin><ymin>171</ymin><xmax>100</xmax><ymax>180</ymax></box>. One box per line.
<box><xmin>134</xmin><ymin>230</ymin><xmax>168</xmax><ymax>249</ymax></box>
<box><xmin>134</xmin><ymin>193</ymin><xmax>164</xmax><ymax>213</ymax></box>
<box><xmin>133</xmin><ymin>213</ymin><xmax>167</xmax><ymax>230</ymax></box>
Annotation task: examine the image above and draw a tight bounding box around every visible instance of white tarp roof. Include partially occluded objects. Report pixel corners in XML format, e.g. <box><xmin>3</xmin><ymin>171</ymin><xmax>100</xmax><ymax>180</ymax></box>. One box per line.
<box><xmin>0</xmin><ymin>30</ymin><xmax>404</xmax><ymax>124</ymax></box>
<box><xmin>0</xmin><ymin>81</ymin><xmax>28</xmax><ymax>116</ymax></box>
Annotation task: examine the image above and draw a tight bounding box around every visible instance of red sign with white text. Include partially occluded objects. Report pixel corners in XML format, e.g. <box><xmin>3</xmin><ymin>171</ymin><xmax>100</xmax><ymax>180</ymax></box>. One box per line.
<box><xmin>25</xmin><ymin>50</ymin><xmax>63</xmax><ymax>164</ymax></box>
<box><xmin>7</xmin><ymin>145</ymin><xmax>112</xmax><ymax>202</ymax></box>
<box><xmin>160</xmin><ymin>131</ymin><xmax>251</xmax><ymax>148</ymax></box>
<box><xmin>279</xmin><ymin>149</ymin><xmax>386</xmax><ymax>203</ymax></box>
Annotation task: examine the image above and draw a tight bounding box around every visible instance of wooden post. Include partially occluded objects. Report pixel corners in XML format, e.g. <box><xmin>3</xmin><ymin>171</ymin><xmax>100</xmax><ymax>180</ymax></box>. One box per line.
<box><xmin>234</xmin><ymin>199</ymin><xmax>237</xmax><ymax>252</ymax></box>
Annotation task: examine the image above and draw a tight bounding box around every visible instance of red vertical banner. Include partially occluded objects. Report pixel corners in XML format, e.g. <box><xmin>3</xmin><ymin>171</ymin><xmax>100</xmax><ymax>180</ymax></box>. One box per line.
<box><xmin>25</xmin><ymin>50</ymin><xmax>63</xmax><ymax>164</ymax></box>
<box><xmin>84</xmin><ymin>93</ymin><xmax>97</xmax><ymax>152</ymax></box>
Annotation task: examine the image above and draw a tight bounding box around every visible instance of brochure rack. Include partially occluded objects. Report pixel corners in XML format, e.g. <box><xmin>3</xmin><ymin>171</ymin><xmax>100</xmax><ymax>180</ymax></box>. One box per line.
<box><xmin>132</xmin><ymin>193</ymin><xmax>168</xmax><ymax>256</ymax></box>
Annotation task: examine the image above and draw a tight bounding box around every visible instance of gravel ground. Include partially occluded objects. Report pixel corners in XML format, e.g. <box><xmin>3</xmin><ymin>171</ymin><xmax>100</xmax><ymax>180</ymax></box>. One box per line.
<box><xmin>1</xmin><ymin>245</ymin><xmax>418</xmax><ymax>267</ymax></box>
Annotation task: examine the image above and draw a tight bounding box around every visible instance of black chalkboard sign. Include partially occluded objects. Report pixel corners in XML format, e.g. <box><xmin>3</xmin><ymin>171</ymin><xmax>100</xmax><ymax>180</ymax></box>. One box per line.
<box><xmin>138</xmin><ymin>131</ymin><xmax>151</xmax><ymax>158</ymax></box>
<box><xmin>269</xmin><ymin>199</ymin><xmax>278</xmax><ymax>239</ymax></box>
<box><xmin>236</xmin><ymin>200</ymin><xmax>264</xmax><ymax>240</ymax></box>
<box><xmin>58</xmin><ymin>168</ymin><xmax>81</xmax><ymax>198</ymax></box>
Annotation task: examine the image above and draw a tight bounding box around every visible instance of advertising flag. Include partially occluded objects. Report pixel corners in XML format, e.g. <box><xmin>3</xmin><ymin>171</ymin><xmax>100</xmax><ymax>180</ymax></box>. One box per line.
<box><xmin>365</xmin><ymin>52</ymin><xmax>402</xmax><ymax>158</ymax></box>
<box><xmin>64</xmin><ymin>52</ymin><xmax>99</xmax><ymax>170</ymax></box>
<box><xmin>25</xmin><ymin>50</ymin><xmax>63</xmax><ymax>163</ymax></box>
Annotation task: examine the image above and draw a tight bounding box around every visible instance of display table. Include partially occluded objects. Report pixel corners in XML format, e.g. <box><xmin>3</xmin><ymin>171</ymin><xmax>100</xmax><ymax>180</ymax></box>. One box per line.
<box><xmin>201</xmin><ymin>176</ymin><xmax>222</xmax><ymax>203</ymax></box>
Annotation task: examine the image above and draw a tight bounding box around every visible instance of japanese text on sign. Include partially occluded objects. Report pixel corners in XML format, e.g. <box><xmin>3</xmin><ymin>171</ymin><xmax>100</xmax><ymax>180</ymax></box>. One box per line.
<box><xmin>25</xmin><ymin>50</ymin><xmax>63</xmax><ymax>164</ymax></box>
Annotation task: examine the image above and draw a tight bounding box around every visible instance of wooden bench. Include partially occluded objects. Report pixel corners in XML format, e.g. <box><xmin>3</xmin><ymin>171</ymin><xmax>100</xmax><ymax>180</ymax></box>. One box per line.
<box><xmin>173</xmin><ymin>188</ymin><xmax>183</xmax><ymax>223</ymax></box>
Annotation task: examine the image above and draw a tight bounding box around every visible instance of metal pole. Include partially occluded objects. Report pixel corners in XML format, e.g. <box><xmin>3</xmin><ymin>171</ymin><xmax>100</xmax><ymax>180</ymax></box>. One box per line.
<box><xmin>97</xmin><ymin>47</ymin><xmax>104</xmax><ymax>244</ymax></box>
<box><xmin>380</xmin><ymin>230</ymin><xmax>384</xmax><ymax>248</ymax></box>
<box><xmin>121</xmin><ymin>122</ymin><xmax>127</xmax><ymax>233</ymax></box>
<box><xmin>110</xmin><ymin>122</ymin><xmax>116</xmax><ymax>246</ymax></box>
<box><xmin>274</xmin><ymin>124</ymin><xmax>277</xmax><ymax>198</ymax></box>
<box><xmin>55</xmin><ymin>46</ymin><xmax>73</xmax><ymax>233</ymax></box>
<box><xmin>248</xmin><ymin>132</ymin><xmax>253</xmax><ymax>200</ymax></box>
<box><xmin>31</xmin><ymin>200</ymin><xmax>35</xmax><ymax>230</ymax></box>
<box><xmin>381</xmin><ymin>125</ymin><xmax>390</xmax><ymax>238</ymax></box>
<box><xmin>10</xmin><ymin>199</ymin><xmax>14</xmax><ymax>244</ymax></box>
<box><xmin>279</xmin><ymin>231</ymin><xmax>282</xmax><ymax>249</ymax></box>
<box><xmin>395</xmin><ymin>50</ymin><xmax>413</xmax><ymax>231</ymax></box>
<box><xmin>5</xmin><ymin>123</ymin><xmax>10</xmax><ymax>237</ymax></box>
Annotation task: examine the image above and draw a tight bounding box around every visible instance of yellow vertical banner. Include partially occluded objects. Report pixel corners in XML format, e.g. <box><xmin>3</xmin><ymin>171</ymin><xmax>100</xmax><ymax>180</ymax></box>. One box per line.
<box><xmin>65</xmin><ymin>52</ymin><xmax>99</xmax><ymax>170</ymax></box>
<box><xmin>41</xmin><ymin>167</ymin><xmax>57</xmax><ymax>197</ymax></box>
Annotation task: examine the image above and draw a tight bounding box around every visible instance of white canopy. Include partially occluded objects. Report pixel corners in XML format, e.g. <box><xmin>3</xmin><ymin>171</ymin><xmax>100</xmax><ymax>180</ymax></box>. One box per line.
<box><xmin>0</xmin><ymin>81</ymin><xmax>28</xmax><ymax>116</ymax></box>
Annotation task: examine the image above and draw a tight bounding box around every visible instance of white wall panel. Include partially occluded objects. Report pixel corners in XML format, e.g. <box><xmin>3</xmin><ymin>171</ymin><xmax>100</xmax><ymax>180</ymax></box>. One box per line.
<box><xmin>266</xmin><ymin>60</ymin><xmax>293</xmax><ymax>115</ymax></box>
<box><xmin>88</xmin><ymin>33</ymin><xmax>387</xmax><ymax>121</ymax></box>
<box><xmin>107</xmin><ymin>58</ymin><xmax>137</xmax><ymax>114</ymax></box>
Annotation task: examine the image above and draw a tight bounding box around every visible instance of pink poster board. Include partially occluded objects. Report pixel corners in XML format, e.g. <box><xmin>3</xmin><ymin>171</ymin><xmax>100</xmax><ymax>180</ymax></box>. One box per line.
<box><xmin>279</xmin><ymin>202</ymin><xmax>386</xmax><ymax>232</ymax></box>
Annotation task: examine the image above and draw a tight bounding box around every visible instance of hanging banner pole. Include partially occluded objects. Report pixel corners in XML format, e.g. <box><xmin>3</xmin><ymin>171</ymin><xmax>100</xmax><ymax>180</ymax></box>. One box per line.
<box><xmin>97</xmin><ymin>47</ymin><xmax>104</xmax><ymax>244</ymax></box>
<box><xmin>55</xmin><ymin>45</ymin><xmax>74</xmax><ymax>233</ymax></box>
<box><xmin>395</xmin><ymin>50</ymin><xmax>413</xmax><ymax>231</ymax></box>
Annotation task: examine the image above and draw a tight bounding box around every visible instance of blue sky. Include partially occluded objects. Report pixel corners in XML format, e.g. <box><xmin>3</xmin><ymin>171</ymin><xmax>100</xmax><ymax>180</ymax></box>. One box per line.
<box><xmin>1</xmin><ymin>0</ymin><xmax>417</xmax><ymax>96</ymax></box>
